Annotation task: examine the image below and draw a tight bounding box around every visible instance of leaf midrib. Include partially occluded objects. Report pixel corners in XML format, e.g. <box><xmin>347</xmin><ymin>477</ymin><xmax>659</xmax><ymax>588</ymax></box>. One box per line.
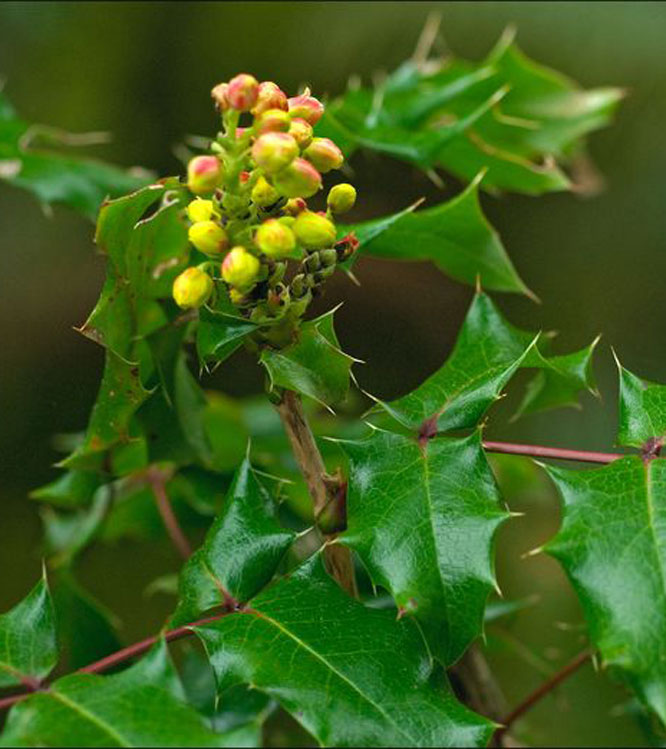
<box><xmin>47</xmin><ymin>688</ymin><xmax>131</xmax><ymax>747</ymax></box>
<box><xmin>245</xmin><ymin>607</ymin><xmax>417</xmax><ymax>745</ymax></box>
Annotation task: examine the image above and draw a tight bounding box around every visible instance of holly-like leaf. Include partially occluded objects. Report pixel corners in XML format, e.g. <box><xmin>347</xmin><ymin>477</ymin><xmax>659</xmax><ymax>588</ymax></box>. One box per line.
<box><xmin>617</xmin><ymin>362</ymin><xmax>666</xmax><ymax>448</ymax></box>
<box><xmin>0</xmin><ymin>641</ymin><xmax>231</xmax><ymax>747</ymax></box>
<box><xmin>544</xmin><ymin>456</ymin><xmax>666</xmax><ymax>724</ymax></box>
<box><xmin>194</xmin><ymin>553</ymin><xmax>493</xmax><ymax>747</ymax></box>
<box><xmin>260</xmin><ymin>309</ymin><xmax>356</xmax><ymax>408</ymax></box>
<box><xmin>172</xmin><ymin>457</ymin><xmax>294</xmax><ymax>626</ymax></box>
<box><xmin>30</xmin><ymin>470</ymin><xmax>102</xmax><ymax>509</ymax></box>
<box><xmin>0</xmin><ymin>574</ymin><xmax>57</xmax><ymax>688</ymax></box>
<box><xmin>320</xmin><ymin>30</ymin><xmax>622</xmax><ymax>195</ymax></box>
<box><xmin>197</xmin><ymin>307</ymin><xmax>257</xmax><ymax>367</ymax></box>
<box><xmin>339</xmin><ymin>428</ymin><xmax>507</xmax><ymax>665</ymax></box>
<box><xmin>343</xmin><ymin>173</ymin><xmax>533</xmax><ymax>296</ymax></box>
<box><xmin>60</xmin><ymin>351</ymin><xmax>151</xmax><ymax>471</ymax></box>
<box><xmin>377</xmin><ymin>291</ymin><xmax>598</xmax><ymax>433</ymax></box>
<box><xmin>0</xmin><ymin>88</ymin><xmax>151</xmax><ymax>220</ymax></box>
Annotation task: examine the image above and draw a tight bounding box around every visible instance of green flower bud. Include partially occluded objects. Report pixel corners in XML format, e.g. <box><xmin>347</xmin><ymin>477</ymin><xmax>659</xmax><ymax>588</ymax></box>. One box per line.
<box><xmin>251</xmin><ymin>176</ymin><xmax>280</xmax><ymax>208</ymax></box>
<box><xmin>303</xmin><ymin>137</ymin><xmax>344</xmax><ymax>173</ymax></box>
<box><xmin>252</xmin><ymin>81</ymin><xmax>288</xmax><ymax>117</ymax></box>
<box><xmin>227</xmin><ymin>73</ymin><xmax>259</xmax><ymax>111</ymax></box>
<box><xmin>187</xmin><ymin>155</ymin><xmax>223</xmax><ymax>195</ymax></box>
<box><xmin>287</xmin><ymin>88</ymin><xmax>324</xmax><ymax>125</ymax></box>
<box><xmin>288</xmin><ymin>118</ymin><xmax>313</xmax><ymax>150</ymax></box>
<box><xmin>293</xmin><ymin>211</ymin><xmax>336</xmax><ymax>249</ymax></box>
<box><xmin>255</xmin><ymin>108</ymin><xmax>291</xmax><ymax>136</ymax></box>
<box><xmin>255</xmin><ymin>218</ymin><xmax>296</xmax><ymax>259</ymax></box>
<box><xmin>272</xmin><ymin>158</ymin><xmax>322</xmax><ymax>199</ymax></box>
<box><xmin>211</xmin><ymin>82</ymin><xmax>229</xmax><ymax>111</ymax></box>
<box><xmin>320</xmin><ymin>249</ymin><xmax>338</xmax><ymax>267</ymax></box>
<box><xmin>188</xmin><ymin>221</ymin><xmax>229</xmax><ymax>255</ymax></box>
<box><xmin>290</xmin><ymin>273</ymin><xmax>308</xmax><ymax>297</ymax></box>
<box><xmin>222</xmin><ymin>246</ymin><xmax>261</xmax><ymax>290</ymax></box>
<box><xmin>327</xmin><ymin>183</ymin><xmax>356</xmax><ymax>214</ymax></box>
<box><xmin>172</xmin><ymin>267</ymin><xmax>213</xmax><ymax>309</ymax></box>
<box><xmin>186</xmin><ymin>198</ymin><xmax>219</xmax><ymax>223</ymax></box>
<box><xmin>252</xmin><ymin>132</ymin><xmax>299</xmax><ymax>174</ymax></box>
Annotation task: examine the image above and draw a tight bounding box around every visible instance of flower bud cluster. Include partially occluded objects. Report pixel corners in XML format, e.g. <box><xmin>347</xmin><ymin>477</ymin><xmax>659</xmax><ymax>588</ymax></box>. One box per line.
<box><xmin>172</xmin><ymin>74</ymin><xmax>359</xmax><ymax>345</ymax></box>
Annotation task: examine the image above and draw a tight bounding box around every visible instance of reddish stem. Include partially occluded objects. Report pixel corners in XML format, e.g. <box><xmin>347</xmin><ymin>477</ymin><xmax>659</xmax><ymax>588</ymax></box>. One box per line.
<box><xmin>148</xmin><ymin>470</ymin><xmax>192</xmax><ymax>560</ymax></box>
<box><xmin>482</xmin><ymin>440</ymin><xmax>625</xmax><ymax>465</ymax></box>
<box><xmin>0</xmin><ymin>611</ymin><xmax>232</xmax><ymax>713</ymax></box>
<box><xmin>494</xmin><ymin>649</ymin><xmax>593</xmax><ymax>740</ymax></box>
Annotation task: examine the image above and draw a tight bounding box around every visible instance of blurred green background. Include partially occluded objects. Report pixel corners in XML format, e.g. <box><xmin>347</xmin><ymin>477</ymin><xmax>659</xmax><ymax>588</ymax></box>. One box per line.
<box><xmin>2</xmin><ymin>1</ymin><xmax>666</xmax><ymax>745</ymax></box>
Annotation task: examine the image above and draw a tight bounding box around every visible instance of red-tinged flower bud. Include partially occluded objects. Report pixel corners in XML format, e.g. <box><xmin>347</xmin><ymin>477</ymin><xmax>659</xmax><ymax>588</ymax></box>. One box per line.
<box><xmin>251</xmin><ymin>176</ymin><xmax>280</xmax><ymax>207</ymax></box>
<box><xmin>172</xmin><ymin>267</ymin><xmax>213</xmax><ymax>309</ymax></box>
<box><xmin>222</xmin><ymin>246</ymin><xmax>261</xmax><ymax>290</ymax></box>
<box><xmin>287</xmin><ymin>88</ymin><xmax>324</xmax><ymax>125</ymax></box>
<box><xmin>288</xmin><ymin>118</ymin><xmax>313</xmax><ymax>150</ymax></box>
<box><xmin>335</xmin><ymin>232</ymin><xmax>360</xmax><ymax>261</ymax></box>
<box><xmin>240</xmin><ymin>170</ymin><xmax>251</xmax><ymax>184</ymax></box>
<box><xmin>252</xmin><ymin>132</ymin><xmax>299</xmax><ymax>174</ymax></box>
<box><xmin>187</xmin><ymin>155</ymin><xmax>223</xmax><ymax>195</ymax></box>
<box><xmin>293</xmin><ymin>211</ymin><xmax>336</xmax><ymax>249</ymax></box>
<box><xmin>255</xmin><ymin>108</ymin><xmax>291</xmax><ymax>136</ymax></box>
<box><xmin>284</xmin><ymin>197</ymin><xmax>307</xmax><ymax>216</ymax></box>
<box><xmin>272</xmin><ymin>158</ymin><xmax>322</xmax><ymax>199</ymax></box>
<box><xmin>227</xmin><ymin>73</ymin><xmax>259</xmax><ymax>111</ymax></box>
<box><xmin>327</xmin><ymin>183</ymin><xmax>356</xmax><ymax>214</ymax></box>
<box><xmin>252</xmin><ymin>81</ymin><xmax>288</xmax><ymax>116</ymax></box>
<box><xmin>211</xmin><ymin>82</ymin><xmax>230</xmax><ymax>111</ymax></box>
<box><xmin>255</xmin><ymin>218</ymin><xmax>296</xmax><ymax>259</ymax></box>
<box><xmin>188</xmin><ymin>221</ymin><xmax>229</xmax><ymax>255</ymax></box>
<box><xmin>186</xmin><ymin>198</ymin><xmax>219</xmax><ymax>223</ymax></box>
<box><xmin>303</xmin><ymin>137</ymin><xmax>344</xmax><ymax>173</ymax></box>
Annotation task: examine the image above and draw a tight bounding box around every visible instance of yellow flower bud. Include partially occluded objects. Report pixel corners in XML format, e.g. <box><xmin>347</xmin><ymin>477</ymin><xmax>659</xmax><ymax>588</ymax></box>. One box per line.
<box><xmin>272</xmin><ymin>158</ymin><xmax>322</xmax><ymax>199</ymax></box>
<box><xmin>255</xmin><ymin>219</ymin><xmax>296</xmax><ymax>260</ymax></box>
<box><xmin>288</xmin><ymin>118</ymin><xmax>313</xmax><ymax>150</ymax></box>
<box><xmin>303</xmin><ymin>137</ymin><xmax>344</xmax><ymax>173</ymax></box>
<box><xmin>252</xmin><ymin>132</ymin><xmax>299</xmax><ymax>174</ymax></box>
<box><xmin>284</xmin><ymin>197</ymin><xmax>307</xmax><ymax>216</ymax></box>
<box><xmin>255</xmin><ymin>108</ymin><xmax>291</xmax><ymax>136</ymax></box>
<box><xmin>252</xmin><ymin>81</ymin><xmax>288</xmax><ymax>117</ymax></box>
<box><xmin>188</xmin><ymin>221</ymin><xmax>229</xmax><ymax>255</ymax></box>
<box><xmin>251</xmin><ymin>176</ymin><xmax>280</xmax><ymax>208</ymax></box>
<box><xmin>293</xmin><ymin>211</ymin><xmax>336</xmax><ymax>249</ymax></box>
<box><xmin>327</xmin><ymin>183</ymin><xmax>357</xmax><ymax>214</ymax></box>
<box><xmin>287</xmin><ymin>89</ymin><xmax>324</xmax><ymax>125</ymax></box>
<box><xmin>222</xmin><ymin>246</ymin><xmax>261</xmax><ymax>290</ymax></box>
<box><xmin>172</xmin><ymin>267</ymin><xmax>213</xmax><ymax>309</ymax></box>
<box><xmin>186</xmin><ymin>198</ymin><xmax>218</xmax><ymax>223</ymax></box>
<box><xmin>187</xmin><ymin>155</ymin><xmax>223</xmax><ymax>195</ymax></box>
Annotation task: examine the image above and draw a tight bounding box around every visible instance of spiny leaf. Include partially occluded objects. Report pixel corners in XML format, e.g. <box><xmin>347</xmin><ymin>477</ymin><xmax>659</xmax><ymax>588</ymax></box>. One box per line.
<box><xmin>260</xmin><ymin>309</ymin><xmax>356</xmax><ymax>408</ymax></box>
<box><xmin>30</xmin><ymin>470</ymin><xmax>102</xmax><ymax>509</ymax></box>
<box><xmin>197</xmin><ymin>307</ymin><xmax>257</xmax><ymax>368</ymax></box>
<box><xmin>342</xmin><ymin>173</ymin><xmax>533</xmax><ymax>296</ymax></box>
<box><xmin>194</xmin><ymin>553</ymin><xmax>494</xmax><ymax>748</ymax></box>
<box><xmin>544</xmin><ymin>456</ymin><xmax>666</xmax><ymax>724</ymax></box>
<box><xmin>172</xmin><ymin>457</ymin><xmax>294</xmax><ymax>627</ymax></box>
<box><xmin>0</xmin><ymin>574</ymin><xmax>57</xmax><ymax>688</ymax></box>
<box><xmin>377</xmin><ymin>291</ymin><xmax>598</xmax><ymax>433</ymax></box>
<box><xmin>617</xmin><ymin>362</ymin><xmax>666</xmax><ymax>448</ymax></box>
<box><xmin>0</xmin><ymin>641</ymin><xmax>232</xmax><ymax>747</ymax></box>
<box><xmin>340</xmin><ymin>429</ymin><xmax>508</xmax><ymax>665</ymax></box>
<box><xmin>0</xmin><ymin>88</ymin><xmax>152</xmax><ymax>220</ymax></box>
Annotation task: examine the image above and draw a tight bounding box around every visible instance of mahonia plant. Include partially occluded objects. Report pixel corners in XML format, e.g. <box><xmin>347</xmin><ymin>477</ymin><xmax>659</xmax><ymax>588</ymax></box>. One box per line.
<box><xmin>4</xmin><ymin>26</ymin><xmax>666</xmax><ymax>749</ymax></box>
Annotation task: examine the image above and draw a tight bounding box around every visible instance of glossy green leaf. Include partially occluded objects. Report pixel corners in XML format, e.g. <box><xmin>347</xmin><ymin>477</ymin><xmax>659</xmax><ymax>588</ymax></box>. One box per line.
<box><xmin>197</xmin><ymin>307</ymin><xmax>257</xmax><ymax>367</ymax></box>
<box><xmin>377</xmin><ymin>291</ymin><xmax>598</xmax><ymax>433</ymax></box>
<box><xmin>320</xmin><ymin>30</ymin><xmax>622</xmax><ymax>195</ymax></box>
<box><xmin>340</xmin><ymin>428</ymin><xmax>507</xmax><ymax>664</ymax></box>
<box><xmin>172</xmin><ymin>457</ymin><xmax>294</xmax><ymax>626</ymax></box>
<box><xmin>30</xmin><ymin>470</ymin><xmax>102</xmax><ymax>508</ymax></box>
<box><xmin>513</xmin><ymin>335</ymin><xmax>600</xmax><ymax>419</ymax></box>
<box><xmin>343</xmin><ymin>174</ymin><xmax>533</xmax><ymax>296</ymax></box>
<box><xmin>1</xmin><ymin>641</ymin><xmax>230</xmax><ymax>747</ymax></box>
<box><xmin>60</xmin><ymin>351</ymin><xmax>151</xmax><ymax>470</ymax></box>
<box><xmin>378</xmin><ymin>292</ymin><xmax>538</xmax><ymax>432</ymax></box>
<box><xmin>0</xmin><ymin>88</ymin><xmax>151</xmax><ymax>220</ymax></box>
<box><xmin>0</xmin><ymin>574</ymin><xmax>57</xmax><ymax>688</ymax></box>
<box><xmin>617</xmin><ymin>363</ymin><xmax>666</xmax><ymax>448</ymax></box>
<box><xmin>195</xmin><ymin>553</ymin><xmax>493</xmax><ymax>747</ymax></box>
<box><xmin>260</xmin><ymin>309</ymin><xmax>356</xmax><ymax>408</ymax></box>
<box><xmin>545</xmin><ymin>456</ymin><xmax>666</xmax><ymax>724</ymax></box>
